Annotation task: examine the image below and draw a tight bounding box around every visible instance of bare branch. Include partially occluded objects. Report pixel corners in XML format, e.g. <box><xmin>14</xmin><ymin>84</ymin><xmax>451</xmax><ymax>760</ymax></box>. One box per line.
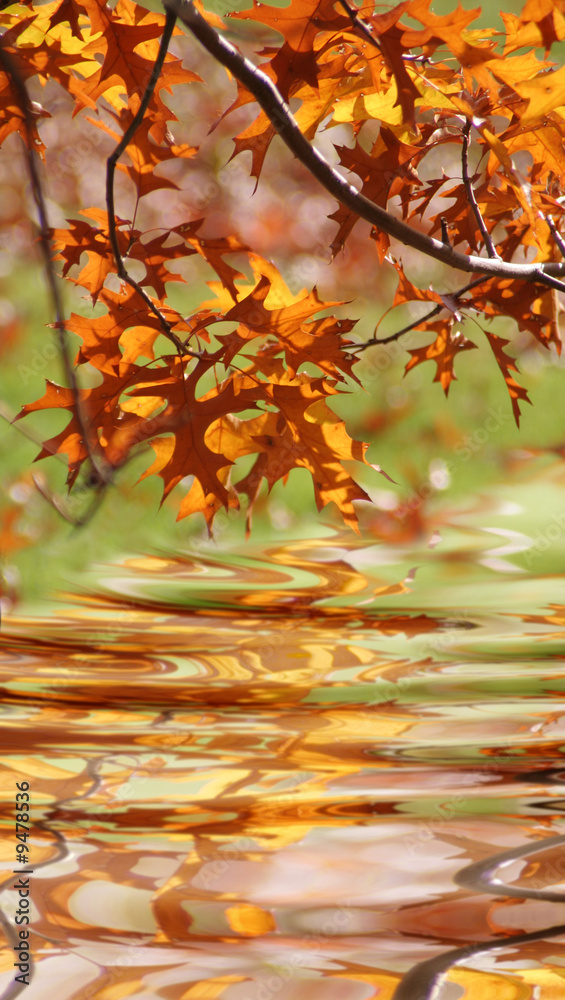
<box><xmin>547</xmin><ymin>214</ymin><xmax>565</xmax><ymax>260</ymax></box>
<box><xmin>461</xmin><ymin>120</ymin><xmax>499</xmax><ymax>260</ymax></box>
<box><xmin>165</xmin><ymin>0</ymin><xmax>565</xmax><ymax>294</ymax></box>
<box><xmin>106</xmin><ymin>9</ymin><xmax>191</xmax><ymax>356</ymax></box>
<box><xmin>351</xmin><ymin>277</ymin><xmax>488</xmax><ymax>352</ymax></box>
<box><xmin>0</xmin><ymin>42</ymin><xmax>110</xmax><ymax>486</ymax></box>
<box><xmin>440</xmin><ymin>216</ymin><xmax>450</xmax><ymax>247</ymax></box>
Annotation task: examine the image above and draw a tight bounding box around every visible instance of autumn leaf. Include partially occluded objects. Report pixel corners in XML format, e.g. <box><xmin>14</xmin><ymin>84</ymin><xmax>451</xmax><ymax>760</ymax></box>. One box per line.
<box><xmin>131</xmin><ymin>357</ymin><xmax>261</xmax><ymax>510</ymax></box>
<box><xmin>405</xmin><ymin>321</ymin><xmax>477</xmax><ymax>395</ymax></box>
<box><xmin>66</xmin><ymin>0</ymin><xmax>200</xmax><ymax>127</ymax></box>
<box><xmin>236</xmin><ymin>367</ymin><xmax>380</xmax><ymax>533</ymax></box>
<box><xmin>482</xmin><ymin>328</ymin><xmax>531</xmax><ymax>425</ymax></box>
<box><xmin>14</xmin><ymin>370</ymin><xmax>148</xmax><ymax>485</ymax></box>
<box><xmin>330</xmin><ymin>131</ymin><xmax>423</xmax><ymax>260</ymax></box>
<box><xmin>10</xmin><ymin>0</ymin><xmax>565</xmax><ymax>535</ymax></box>
<box><xmin>229</xmin><ymin>0</ymin><xmax>351</xmax><ymax>100</ymax></box>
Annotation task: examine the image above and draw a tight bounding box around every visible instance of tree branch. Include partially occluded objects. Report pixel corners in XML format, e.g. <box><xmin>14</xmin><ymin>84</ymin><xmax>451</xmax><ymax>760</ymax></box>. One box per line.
<box><xmin>337</xmin><ymin>0</ymin><xmax>426</xmax><ymax>62</ymax></box>
<box><xmin>351</xmin><ymin>277</ymin><xmax>488</xmax><ymax>351</ymax></box>
<box><xmin>106</xmin><ymin>8</ymin><xmax>191</xmax><ymax>356</ymax></box>
<box><xmin>461</xmin><ymin>120</ymin><xmax>499</xmax><ymax>259</ymax></box>
<box><xmin>547</xmin><ymin>214</ymin><xmax>565</xmax><ymax>261</ymax></box>
<box><xmin>165</xmin><ymin>0</ymin><xmax>565</xmax><ymax>294</ymax></box>
<box><xmin>0</xmin><ymin>42</ymin><xmax>111</xmax><ymax>486</ymax></box>
<box><xmin>337</xmin><ymin>0</ymin><xmax>382</xmax><ymax>53</ymax></box>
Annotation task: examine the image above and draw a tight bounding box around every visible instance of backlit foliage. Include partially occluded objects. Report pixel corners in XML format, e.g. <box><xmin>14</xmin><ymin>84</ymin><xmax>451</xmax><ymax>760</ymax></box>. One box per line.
<box><xmin>3</xmin><ymin>0</ymin><xmax>565</xmax><ymax>530</ymax></box>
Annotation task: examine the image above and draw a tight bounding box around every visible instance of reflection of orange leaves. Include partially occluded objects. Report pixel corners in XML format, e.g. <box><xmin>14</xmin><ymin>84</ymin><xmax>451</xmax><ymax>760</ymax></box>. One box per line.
<box><xmin>225</xmin><ymin>903</ymin><xmax>276</xmax><ymax>936</ymax></box>
<box><xmin>181</xmin><ymin>976</ymin><xmax>247</xmax><ymax>998</ymax></box>
<box><xmin>448</xmin><ymin>966</ymin><xmax>537</xmax><ymax>998</ymax></box>
<box><xmin>332</xmin><ymin>971</ymin><xmax>399</xmax><ymax>999</ymax></box>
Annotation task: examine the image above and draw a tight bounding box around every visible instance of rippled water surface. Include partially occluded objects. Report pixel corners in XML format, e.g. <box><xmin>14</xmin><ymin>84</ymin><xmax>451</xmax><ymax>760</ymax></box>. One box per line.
<box><xmin>3</xmin><ymin>494</ymin><xmax>565</xmax><ymax>999</ymax></box>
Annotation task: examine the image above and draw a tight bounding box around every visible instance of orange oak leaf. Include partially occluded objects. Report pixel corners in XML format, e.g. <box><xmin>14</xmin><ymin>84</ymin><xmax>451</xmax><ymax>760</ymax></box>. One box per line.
<box><xmin>237</xmin><ymin>369</ymin><xmax>381</xmax><ymax>532</ymax></box>
<box><xmin>14</xmin><ymin>370</ymin><xmax>147</xmax><ymax>486</ymax></box>
<box><xmin>131</xmin><ymin>358</ymin><xmax>262</xmax><ymax>509</ymax></box>
<box><xmin>405</xmin><ymin>321</ymin><xmax>477</xmax><ymax>396</ymax></box>
<box><xmin>501</xmin><ymin>1</ymin><xmax>565</xmax><ymax>55</ymax></box>
<box><xmin>65</xmin><ymin>0</ymin><xmax>200</xmax><ymax>126</ymax></box>
<box><xmin>204</xmin><ymin>256</ymin><xmax>358</xmax><ymax>381</ymax></box>
<box><xmin>51</xmin><ymin>211</ymin><xmax>247</xmax><ymax>303</ymax></box>
<box><xmin>65</xmin><ymin>285</ymin><xmax>192</xmax><ymax>373</ymax></box>
<box><xmin>330</xmin><ymin>131</ymin><xmax>423</xmax><ymax>259</ymax></box>
<box><xmin>229</xmin><ymin>0</ymin><xmax>351</xmax><ymax>100</ymax></box>
<box><xmin>86</xmin><ymin>114</ymin><xmax>198</xmax><ymax>198</ymax></box>
<box><xmin>482</xmin><ymin>328</ymin><xmax>531</xmax><ymax>426</ymax></box>
<box><xmin>473</xmin><ymin>277</ymin><xmax>559</xmax><ymax>350</ymax></box>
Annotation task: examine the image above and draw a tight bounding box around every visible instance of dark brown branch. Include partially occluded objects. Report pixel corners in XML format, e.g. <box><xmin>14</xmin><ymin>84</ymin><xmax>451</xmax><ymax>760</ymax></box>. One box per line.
<box><xmin>337</xmin><ymin>0</ymin><xmax>382</xmax><ymax>53</ymax></box>
<box><xmin>440</xmin><ymin>216</ymin><xmax>450</xmax><ymax>247</ymax></box>
<box><xmin>461</xmin><ymin>120</ymin><xmax>499</xmax><ymax>260</ymax></box>
<box><xmin>165</xmin><ymin>0</ymin><xmax>565</xmax><ymax>294</ymax></box>
<box><xmin>0</xmin><ymin>43</ymin><xmax>110</xmax><ymax>485</ymax></box>
<box><xmin>106</xmin><ymin>9</ymin><xmax>190</xmax><ymax>356</ymax></box>
<box><xmin>351</xmin><ymin>277</ymin><xmax>488</xmax><ymax>351</ymax></box>
<box><xmin>547</xmin><ymin>214</ymin><xmax>565</xmax><ymax>260</ymax></box>
<box><xmin>337</xmin><ymin>0</ymin><xmax>426</xmax><ymax>63</ymax></box>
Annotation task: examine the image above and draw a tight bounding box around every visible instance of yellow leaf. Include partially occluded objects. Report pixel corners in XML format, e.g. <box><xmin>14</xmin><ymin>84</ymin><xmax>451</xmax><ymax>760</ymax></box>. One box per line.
<box><xmin>515</xmin><ymin>64</ymin><xmax>565</xmax><ymax>124</ymax></box>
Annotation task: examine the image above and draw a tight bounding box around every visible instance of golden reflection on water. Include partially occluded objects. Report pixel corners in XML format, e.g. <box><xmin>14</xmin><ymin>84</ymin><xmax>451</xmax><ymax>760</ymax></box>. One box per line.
<box><xmin>2</xmin><ymin>538</ymin><xmax>565</xmax><ymax>998</ymax></box>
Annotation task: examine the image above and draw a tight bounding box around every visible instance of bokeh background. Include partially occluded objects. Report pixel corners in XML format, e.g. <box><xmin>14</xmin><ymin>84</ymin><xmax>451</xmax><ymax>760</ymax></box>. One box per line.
<box><xmin>2</xmin><ymin>0</ymin><xmax>565</xmax><ymax>605</ymax></box>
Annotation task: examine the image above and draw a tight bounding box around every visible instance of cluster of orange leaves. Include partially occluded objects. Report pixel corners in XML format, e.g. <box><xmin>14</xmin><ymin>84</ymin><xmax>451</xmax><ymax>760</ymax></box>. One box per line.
<box><xmin>3</xmin><ymin>0</ymin><xmax>565</xmax><ymax>530</ymax></box>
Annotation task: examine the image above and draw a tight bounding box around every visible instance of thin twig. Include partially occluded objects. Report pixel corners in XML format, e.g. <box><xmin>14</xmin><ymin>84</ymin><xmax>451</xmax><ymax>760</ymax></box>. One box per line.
<box><xmin>440</xmin><ymin>217</ymin><xmax>450</xmax><ymax>247</ymax></box>
<box><xmin>461</xmin><ymin>120</ymin><xmax>499</xmax><ymax>259</ymax></box>
<box><xmin>106</xmin><ymin>9</ymin><xmax>191</xmax><ymax>356</ymax></box>
<box><xmin>0</xmin><ymin>42</ymin><xmax>110</xmax><ymax>485</ymax></box>
<box><xmin>165</xmin><ymin>1</ymin><xmax>565</xmax><ymax>293</ymax></box>
<box><xmin>31</xmin><ymin>472</ymin><xmax>106</xmax><ymax>527</ymax></box>
<box><xmin>337</xmin><ymin>0</ymin><xmax>382</xmax><ymax>53</ymax></box>
<box><xmin>351</xmin><ymin>277</ymin><xmax>488</xmax><ymax>351</ymax></box>
<box><xmin>337</xmin><ymin>0</ymin><xmax>427</xmax><ymax>62</ymax></box>
<box><xmin>547</xmin><ymin>214</ymin><xmax>565</xmax><ymax>260</ymax></box>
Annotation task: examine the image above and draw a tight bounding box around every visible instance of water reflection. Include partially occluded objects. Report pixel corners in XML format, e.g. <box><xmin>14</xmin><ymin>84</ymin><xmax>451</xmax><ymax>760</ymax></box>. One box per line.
<box><xmin>1</xmin><ymin>530</ymin><xmax>565</xmax><ymax>998</ymax></box>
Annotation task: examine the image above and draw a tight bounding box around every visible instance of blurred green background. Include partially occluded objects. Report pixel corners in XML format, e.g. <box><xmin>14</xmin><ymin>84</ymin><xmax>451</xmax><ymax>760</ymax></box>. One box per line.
<box><xmin>2</xmin><ymin>0</ymin><xmax>565</xmax><ymax>606</ymax></box>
